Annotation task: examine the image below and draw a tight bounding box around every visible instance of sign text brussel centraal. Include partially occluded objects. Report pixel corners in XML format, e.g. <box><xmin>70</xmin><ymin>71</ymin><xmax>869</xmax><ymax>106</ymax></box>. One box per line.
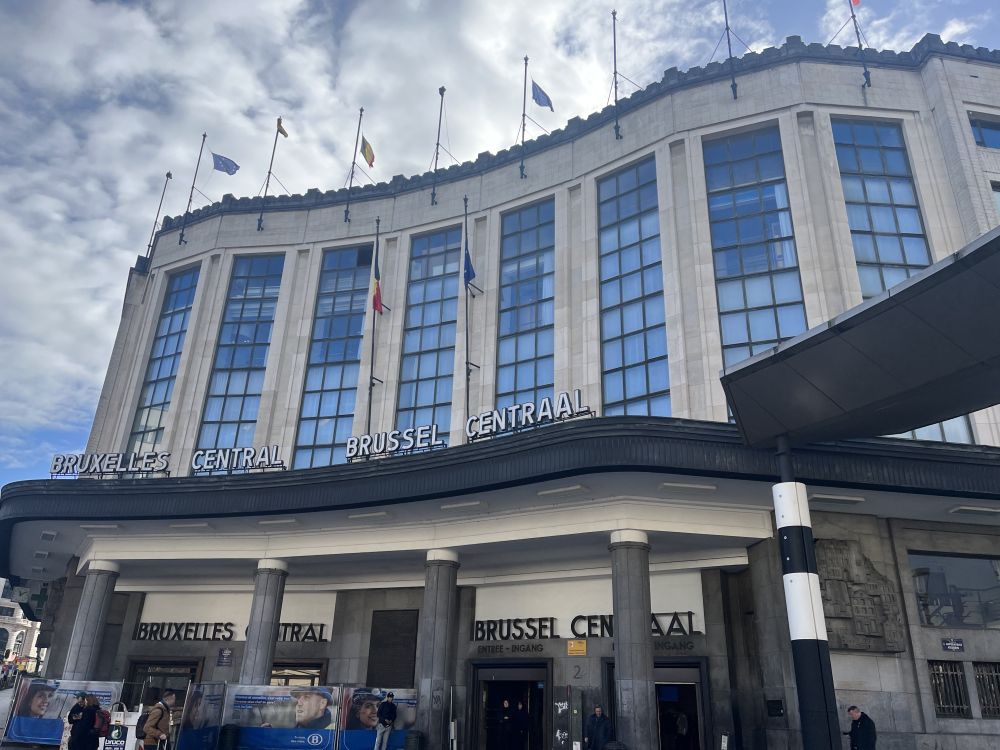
<box><xmin>347</xmin><ymin>389</ymin><xmax>590</xmax><ymax>460</ymax></box>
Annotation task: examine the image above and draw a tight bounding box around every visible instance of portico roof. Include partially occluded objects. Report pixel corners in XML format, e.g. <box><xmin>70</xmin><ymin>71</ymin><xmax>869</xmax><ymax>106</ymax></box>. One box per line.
<box><xmin>721</xmin><ymin>226</ymin><xmax>1000</xmax><ymax>448</ymax></box>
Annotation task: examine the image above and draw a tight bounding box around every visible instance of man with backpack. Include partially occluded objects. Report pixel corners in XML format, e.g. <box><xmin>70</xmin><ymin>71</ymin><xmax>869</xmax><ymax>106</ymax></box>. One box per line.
<box><xmin>139</xmin><ymin>690</ymin><xmax>176</xmax><ymax>749</ymax></box>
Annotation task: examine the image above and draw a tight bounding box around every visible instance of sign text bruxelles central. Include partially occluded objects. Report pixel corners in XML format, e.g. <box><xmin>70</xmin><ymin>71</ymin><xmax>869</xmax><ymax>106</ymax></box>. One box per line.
<box><xmin>347</xmin><ymin>389</ymin><xmax>589</xmax><ymax>460</ymax></box>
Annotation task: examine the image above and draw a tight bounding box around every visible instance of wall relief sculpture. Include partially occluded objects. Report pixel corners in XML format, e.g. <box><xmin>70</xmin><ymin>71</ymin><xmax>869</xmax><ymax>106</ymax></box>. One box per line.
<box><xmin>815</xmin><ymin>539</ymin><xmax>905</xmax><ymax>652</ymax></box>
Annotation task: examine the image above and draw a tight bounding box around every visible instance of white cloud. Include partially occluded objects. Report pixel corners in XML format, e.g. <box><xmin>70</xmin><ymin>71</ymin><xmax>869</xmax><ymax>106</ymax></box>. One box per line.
<box><xmin>819</xmin><ymin>0</ymin><xmax>989</xmax><ymax>51</ymax></box>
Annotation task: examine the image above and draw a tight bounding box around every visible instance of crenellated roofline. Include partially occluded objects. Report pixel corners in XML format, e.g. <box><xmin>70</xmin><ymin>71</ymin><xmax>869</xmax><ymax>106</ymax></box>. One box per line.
<box><xmin>157</xmin><ymin>33</ymin><xmax>1000</xmax><ymax>238</ymax></box>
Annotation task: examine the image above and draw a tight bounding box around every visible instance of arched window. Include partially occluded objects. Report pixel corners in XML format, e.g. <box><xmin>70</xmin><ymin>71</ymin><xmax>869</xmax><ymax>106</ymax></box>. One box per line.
<box><xmin>0</xmin><ymin>628</ymin><xmax>9</xmax><ymax>656</ymax></box>
<box><xmin>12</xmin><ymin>631</ymin><xmax>25</xmax><ymax>656</ymax></box>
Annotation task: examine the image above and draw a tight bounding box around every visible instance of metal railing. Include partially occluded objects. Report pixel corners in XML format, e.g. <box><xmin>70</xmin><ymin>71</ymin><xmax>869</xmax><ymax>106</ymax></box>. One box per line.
<box><xmin>974</xmin><ymin>662</ymin><xmax>1000</xmax><ymax>719</ymax></box>
<box><xmin>929</xmin><ymin>661</ymin><xmax>971</xmax><ymax>718</ymax></box>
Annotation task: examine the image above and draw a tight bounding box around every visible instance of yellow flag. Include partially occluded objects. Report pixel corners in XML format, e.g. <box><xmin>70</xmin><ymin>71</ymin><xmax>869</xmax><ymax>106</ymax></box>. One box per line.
<box><xmin>360</xmin><ymin>136</ymin><xmax>374</xmax><ymax>168</ymax></box>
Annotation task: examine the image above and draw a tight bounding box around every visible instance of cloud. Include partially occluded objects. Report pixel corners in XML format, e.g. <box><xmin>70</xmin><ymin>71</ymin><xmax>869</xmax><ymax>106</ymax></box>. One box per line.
<box><xmin>819</xmin><ymin>0</ymin><xmax>989</xmax><ymax>51</ymax></box>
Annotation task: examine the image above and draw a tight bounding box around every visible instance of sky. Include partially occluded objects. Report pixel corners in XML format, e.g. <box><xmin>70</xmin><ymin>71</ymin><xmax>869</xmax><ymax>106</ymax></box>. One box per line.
<box><xmin>0</xmin><ymin>0</ymin><xmax>995</xmax><ymax>488</ymax></box>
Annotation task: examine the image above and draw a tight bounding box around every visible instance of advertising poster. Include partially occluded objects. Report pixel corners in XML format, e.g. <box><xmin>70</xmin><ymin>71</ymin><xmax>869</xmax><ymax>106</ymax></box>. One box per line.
<box><xmin>5</xmin><ymin>679</ymin><xmax>121</xmax><ymax>746</ymax></box>
<box><xmin>176</xmin><ymin>682</ymin><xmax>226</xmax><ymax>750</ymax></box>
<box><xmin>222</xmin><ymin>684</ymin><xmax>340</xmax><ymax>750</ymax></box>
<box><xmin>338</xmin><ymin>688</ymin><xmax>416</xmax><ymax>750</ymax></box>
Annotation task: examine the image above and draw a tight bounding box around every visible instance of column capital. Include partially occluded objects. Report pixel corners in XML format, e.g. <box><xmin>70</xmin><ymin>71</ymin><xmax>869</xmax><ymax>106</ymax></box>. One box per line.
<box><xmin>609</xmin><ymin>529</ymin><xmax>649</xmax><ymax>550</ymax></box>
<box><xmin>86</xmin><ymin>560</ymin><xmax>120</xmax><ymax>574</ymax></box>
<box><xmin>426</xmin><ymin>548</ymin><xmax>459</xmax><ymax>566</ymax></box>
<box><xmin>257</xmin><ymin>558</ymin><xmax>288</xmax><ymax>573</ymax></box>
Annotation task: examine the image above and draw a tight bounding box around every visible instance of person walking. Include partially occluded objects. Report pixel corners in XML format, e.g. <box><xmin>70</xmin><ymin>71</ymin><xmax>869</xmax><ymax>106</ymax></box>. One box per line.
<box><xmin>583</xmin><ymin>705</ymin><xmax>613</xmax><ymax>750</ymax></box>
<box><xmin>66</xmin><ymin>692</ymin><xmax>87</xmax><ymax>750</ymax></box>
<box><xmin>374</xmin><ymin>692</ymin><xmax>396</xmax><ymax>750</ymax></box>
<box><xmin>141</xmin><ymin>689</ymin><xmax>176</xmax><ymax>750</ymax></box>
<box><xmin>845</xmin><ymin>705</ymin><xmax>877</xmax><ymax>750</ymax></box>
<box><xmin>514</xmin><ymin>701</ymin><xmax>529</xmax><ymax>750</ymax></box>
<box><xmin>68</xmin><ymin>695</ymin><xmax>100</xmax><ymax>750</ymax></box>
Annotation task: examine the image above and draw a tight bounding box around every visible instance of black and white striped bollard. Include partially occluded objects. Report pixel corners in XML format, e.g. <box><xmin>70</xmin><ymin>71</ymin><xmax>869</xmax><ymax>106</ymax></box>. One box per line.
<box><xmin>773</xmin><ymin>481</ymin><xmax>840</xmax><ymax>749</ymax></box>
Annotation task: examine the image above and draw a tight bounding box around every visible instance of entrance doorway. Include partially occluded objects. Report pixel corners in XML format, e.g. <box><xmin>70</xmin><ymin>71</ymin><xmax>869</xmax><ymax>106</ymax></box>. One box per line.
<box><xmin>657</xmin><ymin>682</ymin><xmax>700</xmax><ymax>750</ymax></box>
<box><xmin>472</xmin><ymin>664</ymin><xmax>547</xmax><ymax>750</ymax></box>
<box><xmin>604</xmin><ymin>661</ymin><xmax>707</xmax><ymax>750</ymax></box>
<box><xmin>125</xmin><ymin>661</ymin><xmax>199</xmax><ymax>709</ymax></box>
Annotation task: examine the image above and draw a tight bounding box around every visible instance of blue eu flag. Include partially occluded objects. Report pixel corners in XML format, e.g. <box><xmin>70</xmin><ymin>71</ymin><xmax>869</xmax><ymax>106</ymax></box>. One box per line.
<box><xmin>211</xmin><ymin>152</ymin><xmax>240</xmax><ymax>175</ymax></box>
<box><xmin>531</xmin><ymin>80</ymin><xmax>554</xmax><ymax>112</ymax></box>
<box><xmin>464</xmin><ymin>246</ymin><xmax>476</xmax><ymax>286</ymax></box>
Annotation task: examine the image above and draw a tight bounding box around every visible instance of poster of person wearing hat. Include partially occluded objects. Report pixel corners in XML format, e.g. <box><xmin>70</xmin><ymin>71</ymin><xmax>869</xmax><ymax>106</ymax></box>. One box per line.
<box><xmin>3</xmin><ymin>679</ymin><xmax>121</xmax><ymax>746</ymax></box>
<box><xmin>338</xmin><ymin>688</ymin><xmax>416</xmax><ymax>750</ymax></box>
<box><xmin>176</xmin><ymin>683</ymin><xmax>225</xmax><ymax>750</ymax></box>
<box><xmin>221</xmin><ymin>684</ymin><xmax>340</xmax><ymax>750</ymax></box>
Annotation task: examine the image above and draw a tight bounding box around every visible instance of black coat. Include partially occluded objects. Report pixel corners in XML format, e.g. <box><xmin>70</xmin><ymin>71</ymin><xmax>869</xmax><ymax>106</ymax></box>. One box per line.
<box><xmin>849</xmin><ymin>712</ymin><xmax>877</xmax><ymax>750</ymax></box>
<box><xmin>69</xmin><ymin>706</ymin><xmax>100</xmax><ymax>750</ymax></box>
<box><xmin>584</xmin><ymin>713</ymin><xmax>613</xmax><ymax>749</ymax></box>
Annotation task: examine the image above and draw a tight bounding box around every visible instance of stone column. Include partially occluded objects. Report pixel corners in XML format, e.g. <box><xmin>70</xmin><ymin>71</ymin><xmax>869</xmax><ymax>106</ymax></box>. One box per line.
<box><xmin>61</xmin><ymin>560</ymin><xmax>119</xmax><ymax>680</ymax></box>
<box><xmin>610</xmin><ymin>530</ymin><xmax>658</xmax><ymax>749</ymax></box>
<box><xmin>238</xmin><ymin>559</ymin><xmax>288</xmax><ymax>685</ymax></box>
<box><xmin>415</xmin><ymin>549</ymin><xmax>459</xmax><ymax>748</ymax></box>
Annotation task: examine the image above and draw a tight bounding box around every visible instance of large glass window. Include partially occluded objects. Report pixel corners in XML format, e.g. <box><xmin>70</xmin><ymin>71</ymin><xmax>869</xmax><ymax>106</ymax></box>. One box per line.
<box><xmin>970</xmin><ymin>116</ymin><xmax>1000</xmax><ymax>149</ymax></box>
<box><xmin>127</xmin><ymin>267</ymin><xmax>200</xmax><ymax>454</ymax></box>
<box><xmin>294</xmin><ymin>246</ymin><xmax>371</xmax><ymax>469</ymax></box>
<box><xmin>497</xmin><ymin>199</ymin><xmax>555</xmax><ymax>409</ymax></box>
<box><xmin>909</xmin><ymin>552</ymin><xmax>1000</xmax><ymax>630</ymax></box>
<box><xmin>832</xmin><ymin>119</ymin><xmax>931</xmax><ymax>299</ymax></box>
<box><xmin>396</xmin><ymin>227</ymin><xmax>460</xmax><ymax>440</ymax></box>
<box><xmin>197</xmin><ymin>255</ymin><xmax>284</xmax><ymax>458</ymax></box>
<box><xmin>992</xmin><ymin>182</ymin><xmax>1000</xmax><ymax>222</ymax></box>
<box><xmin>703</xmin><ymin>126</ymin><xmax>808</xmax><ymax>368</ymax></box>
<box><xmin>597</xmin><ymin>158</ymin><xmax>670</xmax><ymax>416</ymax></box>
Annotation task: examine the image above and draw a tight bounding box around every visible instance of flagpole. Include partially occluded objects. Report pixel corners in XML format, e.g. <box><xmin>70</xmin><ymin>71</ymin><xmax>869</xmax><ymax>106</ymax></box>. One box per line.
<box><xmin>257</xmin><ymin>118</ymin><xmax>283</xmax><ymax>232</ymax></box>
<box><xmin>431</xmin><ymin>87</ymin><xmax>445</xmax><ymax>206</ymax></box>
<box><xmin>147</xmin><ymin>171</ymin><xmax>172</xmax><ymax>259</ymax></box>
<box><xmin>346</xmin><ymin>107</ymin><xmax>364</xmax><ymax>223</ymax></box>
<box><xmin>722</xmin><ymin>0</ymin><xmax>738</xmax><ymax>100</ymax></box>
<box><xmin>612</xmin><ymin>10</ymin><xmax>623</xmax><ymax>140</ymax></box>
<box><xmin>520</xmin><ymin>56</ymin><xmax>529</xmax><ymax>179</ymax></box>
<box><xmin>178</xmin><ymin>133</ymin><xmax>206</xmax><ymax>245</ymax></box>
<box><xmin>848</xmin><ymin>0</ymin><xmax>872</xmax><ymax>88</ymax></box>
<box><xmin>366</xmin><ymin>216</ymin><xmax>382</xmax><ymax>437</ymax></box>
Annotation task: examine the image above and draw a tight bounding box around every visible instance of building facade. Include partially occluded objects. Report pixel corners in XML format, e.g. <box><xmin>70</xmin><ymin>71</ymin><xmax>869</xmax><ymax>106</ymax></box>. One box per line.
<box><xmin>3</xmin><ymin>33</ymin><xmax>1000</xmax><ymax>749</ymax></box>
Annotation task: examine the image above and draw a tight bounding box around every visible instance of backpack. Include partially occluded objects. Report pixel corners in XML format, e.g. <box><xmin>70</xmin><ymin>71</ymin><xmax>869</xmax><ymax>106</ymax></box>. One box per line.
<box><xmin>94</xmin><ymin>709</ymin><xmax>112</xmax><ymax>738</ymax></box>
<box><xmin>135</xmin><ymin>708</ymin><xmax>153</xmax><ymax>740</ymax></box>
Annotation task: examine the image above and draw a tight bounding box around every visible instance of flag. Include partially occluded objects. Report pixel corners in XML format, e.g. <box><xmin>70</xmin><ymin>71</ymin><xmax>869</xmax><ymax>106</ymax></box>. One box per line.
<box><xmin>211</xmin><ymin>153</ymin><xmax>240</xmax><ymax>175</ymax></box>
<box><xmin>464</xmin><ymin>245</ymin><xmax>476</xmax><ymax>287</ymax></box>
<box><xmin>851</xmin><ymin>0</ymin><xmax>861</xmax><ymax>5</ymax></box>
<box><xmin>372</xmin><ymin>238</ymin><xmax>384</xmax><ymax>313</ymax></box>
<box><xmin>531</xmin><ymin>80</ymin><xmax>554</xmax><ymax>111</ymax></box>
<box><xmin>360</xmin><ymin>136</ymin><xmax>375</xmax><ymax>168</ymax></box>
<box><xmin>276</xmin><ymin>117</ymin><xmax>288</xmax><ymax>137</ymax></box>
